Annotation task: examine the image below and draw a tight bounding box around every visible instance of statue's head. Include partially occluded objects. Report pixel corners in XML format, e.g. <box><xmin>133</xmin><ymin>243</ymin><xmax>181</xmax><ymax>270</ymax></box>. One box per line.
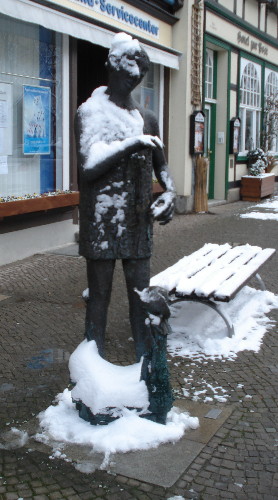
<box><xmin>106</xmin><ymin>32</ymin><xmax>150</xmax><ymax>93</ymax></box>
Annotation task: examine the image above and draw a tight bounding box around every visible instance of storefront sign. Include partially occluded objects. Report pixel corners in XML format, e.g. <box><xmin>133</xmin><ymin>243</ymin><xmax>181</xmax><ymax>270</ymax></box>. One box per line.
<box><xmin>237</xmin><ymin>31</ymin><xmax>268</xmax><ymax>56</ymax></box>
<box><xmin>70</xmin><ymin>0</ymin><xmax>159</xmax><ymax>37</ymax></box>
<box><xmin>205</xmin><ymin>11</ymin><xmax>276</xmax><ymax>64</ymax></box>
<box><xmin>23</xmin><ymin>85</ymin><xmax>51</xmax><ymax>155</ymax></box>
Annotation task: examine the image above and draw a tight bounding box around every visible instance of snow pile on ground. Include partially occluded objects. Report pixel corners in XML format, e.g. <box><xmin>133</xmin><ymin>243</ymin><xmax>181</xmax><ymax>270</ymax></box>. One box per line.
<box><xmin>240</xmin><ymin>195</ymin><xmax>278</xmax><ymax>221</ymax></box>
<box><xmin>36</xmin><ymin>391</ymin><xmax>198</xmax><ymax>455</ymax></box>
<box><xmin>167</xmin><ymin>496</ymin><xmax>185</xmax><ymax>500</ymax></box>
<box><xmin>168</xmin><ymin>286</ymin><xmax>278</xmax><ymax>360</ymax></box>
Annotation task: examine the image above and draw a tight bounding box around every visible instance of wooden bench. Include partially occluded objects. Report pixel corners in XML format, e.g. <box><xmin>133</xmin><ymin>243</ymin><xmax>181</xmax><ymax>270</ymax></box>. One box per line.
<box><xmin>150</xmin><ymin>243</ymin><xmax>276</xmax><ymax>338</ymax></box>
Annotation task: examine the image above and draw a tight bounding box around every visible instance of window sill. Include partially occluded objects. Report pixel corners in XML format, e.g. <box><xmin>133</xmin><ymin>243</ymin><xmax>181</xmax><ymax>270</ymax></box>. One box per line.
<box><xmin>0</xmin><ymin>192</ymin><xmax>80</xmax><ymax>219</ymax></box>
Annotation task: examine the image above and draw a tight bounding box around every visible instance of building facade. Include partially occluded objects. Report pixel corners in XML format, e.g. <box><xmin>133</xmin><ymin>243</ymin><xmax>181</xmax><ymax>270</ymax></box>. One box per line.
<box><xmin>203</xmin><ymin>0</ymin><xmax>278</xmax><ymax>203</ymax></box>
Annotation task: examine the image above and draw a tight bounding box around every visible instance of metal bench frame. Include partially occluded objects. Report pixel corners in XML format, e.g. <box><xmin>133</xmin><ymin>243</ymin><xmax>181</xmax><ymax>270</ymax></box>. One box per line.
<box><xmin>169</xmin><ymin>273</ymin><xmax>266</xmax><ymax>338</ymax></box>
<box><xmin>151</xmin><ymin>244</ymin><xmax>276</xmax><ymax>338</ymax></box>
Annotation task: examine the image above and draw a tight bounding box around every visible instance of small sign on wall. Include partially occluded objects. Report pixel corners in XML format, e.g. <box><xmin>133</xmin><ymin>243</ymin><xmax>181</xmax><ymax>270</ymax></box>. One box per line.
<box><xmin>230</xmin><ymin>117</ymin><xmax>241</xmax><ymax>155</ymax></box>
<box><xmin>190</xmin><ymin>111</ymin><xmax>205</xmax><ymax>155</ymax></box>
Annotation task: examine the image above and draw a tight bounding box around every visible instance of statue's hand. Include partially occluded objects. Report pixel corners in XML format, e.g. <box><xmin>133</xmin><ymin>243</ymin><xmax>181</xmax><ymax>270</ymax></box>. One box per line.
<box><xmin>151</xmin><ymin>191</ymin><xmax>175</xmax><ymax>225</ymax></box>
<box><xmin>137</xmin><ymin>135</ymin><xmax>163</xmax><ymax>150</ymax></box>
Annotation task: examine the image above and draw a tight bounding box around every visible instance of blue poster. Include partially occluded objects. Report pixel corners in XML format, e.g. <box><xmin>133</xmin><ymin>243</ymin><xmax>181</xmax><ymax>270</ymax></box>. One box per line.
<box><xmin>23</xmin><ymin>85</ymin><xmax>51</xmax><ymax>155</ymax></box>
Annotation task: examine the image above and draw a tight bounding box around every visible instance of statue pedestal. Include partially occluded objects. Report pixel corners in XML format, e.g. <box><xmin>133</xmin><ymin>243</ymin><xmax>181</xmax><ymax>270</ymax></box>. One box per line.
<box><xmin>71</xmin><ymin>286</ymin><xmax>174</xmax><ymax>426</ymax></box>
<box><xmin>69</xmin><ymin>340</ymin><xmax>150</xmax><ymax>425</ymax></box>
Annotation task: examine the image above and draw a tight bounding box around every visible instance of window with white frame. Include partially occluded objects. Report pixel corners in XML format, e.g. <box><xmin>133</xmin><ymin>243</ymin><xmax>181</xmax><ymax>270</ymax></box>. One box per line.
<box><xmin>205</xmin><ymin>49</ymin><xmax>214</xmax><ymax>100</ymax></box>
<box><xmin>264</xmin><ymin>69</ymin><xmax>278</xmax><ymax>153</ymax></box>
<box><xmin>239</xmin><ymin>59</ymin><xmax>261</xmax><ymax>154</ymax></box>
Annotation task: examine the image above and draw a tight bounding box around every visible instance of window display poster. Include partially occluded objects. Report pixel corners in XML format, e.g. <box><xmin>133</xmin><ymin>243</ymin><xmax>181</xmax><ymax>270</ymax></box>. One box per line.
<box><xmin>23</xmin><ymin>85</ymin><xmax>51</xmax><ymax>155</ymax></box>
<box><xmin>194</xmin><ymin>121</ymin><xmax>205</xmax><ymax>153</ymax></box>
<box><xmin>141</xmin><ymin>87</ymin><xmax>154</xmax><ymax>110</ymax></box>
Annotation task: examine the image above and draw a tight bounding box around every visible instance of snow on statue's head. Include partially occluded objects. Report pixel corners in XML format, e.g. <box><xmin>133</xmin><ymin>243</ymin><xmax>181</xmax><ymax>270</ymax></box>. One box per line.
<box><xmin>106</xmin><ymin>32</ymin><xmax>150</xmax><ymax>79</ymax></box>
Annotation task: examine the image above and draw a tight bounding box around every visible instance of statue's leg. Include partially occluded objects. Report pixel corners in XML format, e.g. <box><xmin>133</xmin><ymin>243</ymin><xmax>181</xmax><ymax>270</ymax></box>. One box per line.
<box><xmin>122</xmin><ymin>258</ymin><xmax>151</xmax><ymax>361</ymax></box>
<box><xmin>85</xmin><ymin>259</ymin><xmax>115</xmax><ymax>358</ymax></box>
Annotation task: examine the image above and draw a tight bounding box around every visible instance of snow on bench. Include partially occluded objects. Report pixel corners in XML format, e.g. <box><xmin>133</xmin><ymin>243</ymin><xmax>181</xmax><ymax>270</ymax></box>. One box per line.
<box><xmin>150</xmin><ymin>243</ymin><xmax>276</xmax><ymax>337</ymax></box>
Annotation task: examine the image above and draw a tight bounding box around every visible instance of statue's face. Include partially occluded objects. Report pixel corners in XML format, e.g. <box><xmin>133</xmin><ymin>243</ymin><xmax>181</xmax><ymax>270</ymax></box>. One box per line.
<box><xmin>108</xmin><ymin>50</ymin><xmax>149</xmax><ymax>95</ymax></box>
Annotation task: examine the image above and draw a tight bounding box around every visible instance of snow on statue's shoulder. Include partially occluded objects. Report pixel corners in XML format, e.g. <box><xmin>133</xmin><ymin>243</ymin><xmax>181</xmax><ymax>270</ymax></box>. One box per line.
<box><xmin>79</xmin><ymin>86</ymin><xmax>144</xmax><ymax>170</ymax></box>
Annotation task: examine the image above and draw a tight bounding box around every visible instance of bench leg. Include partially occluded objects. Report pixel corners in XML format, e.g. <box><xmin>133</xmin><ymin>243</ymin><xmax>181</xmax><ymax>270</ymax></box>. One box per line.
<box><xmin>208</xmin><ymin>301</ymin><xmax>235</xmax><ymax>338</ymax></box>
<box><xmin>255</xmin><ymin>273</ymin><xmax>266</xmax><ymax>291</ymax></box>
<box><xmin>171</xmin><ymin>297</ymin><xmax>235</xmax><ymax>338</ymax></box>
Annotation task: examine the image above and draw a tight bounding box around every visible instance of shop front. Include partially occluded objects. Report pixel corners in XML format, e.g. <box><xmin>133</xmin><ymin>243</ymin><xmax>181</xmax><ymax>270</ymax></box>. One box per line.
<box><xmin>204</xmin><ymin>0</ymin><xmax>278</xmax><ymax>203</ymax></box>
<box><xmin>0</xmin><ymin>0</ymin><xmax>181</xmax><ymax>265</ymax></box>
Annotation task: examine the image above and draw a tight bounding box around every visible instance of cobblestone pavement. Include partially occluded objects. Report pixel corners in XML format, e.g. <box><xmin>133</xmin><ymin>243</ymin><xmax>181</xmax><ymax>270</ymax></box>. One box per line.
<box><xmin>0</xmin><ymin>199</ymin><xmax>278</xmax><ymax>500</ymax></box>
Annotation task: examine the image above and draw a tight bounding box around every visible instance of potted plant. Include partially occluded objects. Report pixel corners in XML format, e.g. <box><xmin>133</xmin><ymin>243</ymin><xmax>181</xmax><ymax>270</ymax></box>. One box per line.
<box><xmin>240</xmin><ymin>148</ymin><xmax>275</xmax><ymax>201</ymax></box>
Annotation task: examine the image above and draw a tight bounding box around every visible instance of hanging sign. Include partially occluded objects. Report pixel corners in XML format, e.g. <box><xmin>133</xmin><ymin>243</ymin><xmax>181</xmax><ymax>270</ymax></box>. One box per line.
<box><xmin>190</xmin><ymin>111</ymin><xmax>205</xmax><ymax>155</ymax></box>
<box><xmin>230</xmin><ymin>117</ymin><xmax>241</xmax><ymax>155</ymax></box>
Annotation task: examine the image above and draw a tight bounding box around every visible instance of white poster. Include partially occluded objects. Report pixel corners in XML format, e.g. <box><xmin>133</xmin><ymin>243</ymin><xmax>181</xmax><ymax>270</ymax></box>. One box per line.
<box><xmin>0</xmin><ymin>155</ymin><xmax>8</xmax><ymax>175</ymax></box>
<box><xmin>0</xmin><ymin>100</ymin><xmax>8</xmax><ymax>127</ymax></box>
<box><xmin>0</xmin><ymin>82</ymin><xmax>13</xmax><ymax>155</ymax></box>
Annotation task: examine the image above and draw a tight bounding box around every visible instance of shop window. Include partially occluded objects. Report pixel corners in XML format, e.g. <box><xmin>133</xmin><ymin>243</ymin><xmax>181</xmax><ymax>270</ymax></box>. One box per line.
<box><xmin>264</xmin><ymin>70</ymin><xmax>278</xmax><ymax>153</ymax></box>
<box><xmin>132</xmin><ymin>63</ymin><xmax>160</xmax><ymax>119</ymax></box>
<box><xmin>0</xmin><ymin>15</ymin><xmax>63</xmax><ymax>199</ymax></box>
<box><xmin>239</xmin><ymin>60</ymin><xmax>261</xmax><ymax>154</ymax></box>
<box><xmin>205</xmin><ymin>49</ymin><xmax>214</xmax><ymax>100</ymax></box>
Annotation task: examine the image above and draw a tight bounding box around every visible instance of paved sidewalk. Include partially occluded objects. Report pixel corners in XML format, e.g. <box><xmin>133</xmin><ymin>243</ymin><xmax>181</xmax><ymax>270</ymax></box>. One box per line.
<box><xmin>0</xmin><ymin>199</ymin><xmax>278</xmax><ymax>500</ymax></box>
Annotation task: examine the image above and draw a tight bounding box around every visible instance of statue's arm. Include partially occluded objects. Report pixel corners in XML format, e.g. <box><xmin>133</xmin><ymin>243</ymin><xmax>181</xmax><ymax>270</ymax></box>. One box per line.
<box><xmin>146</xmin><ymin>113</ymin><xmax>176</xmax><ymax>224</ymax></box>
<box><xmin>75</xmin><ymin>111</ymin><xmax>161</xmax><ymax>182</ymax></box>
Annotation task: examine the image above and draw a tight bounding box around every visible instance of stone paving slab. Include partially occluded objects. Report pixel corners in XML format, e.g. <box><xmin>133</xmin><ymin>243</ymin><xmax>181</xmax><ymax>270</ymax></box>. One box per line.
<box><xmin>44</xmin><ymin>243</ymin><xmax>79</xmax><ymax>257</ymax></box>
<box><xmin>14</xmin><ymin>400</ymin><xmax>233</xmax><ymax>489</ymax></box>
<box><xmin>109</xmin><ymin>439</ymin><xmax>204</xmax><ymax>488</ymax></box>
<box><xmin>0</xmin><ymin>294</ymin><xmax>9</xmax><ymax>302</ymax></box>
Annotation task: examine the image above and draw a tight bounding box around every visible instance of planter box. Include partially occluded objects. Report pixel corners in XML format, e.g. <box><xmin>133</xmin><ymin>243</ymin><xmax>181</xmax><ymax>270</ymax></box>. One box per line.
<box><xmin>0</xmin><ymin>192</ymin><xmax>80</xmax><ymax>218</ymax></box>
<box><xmin>240</xmin><ymin>174</ymin><xmax>275</xmax><ymax>201</ymax></box>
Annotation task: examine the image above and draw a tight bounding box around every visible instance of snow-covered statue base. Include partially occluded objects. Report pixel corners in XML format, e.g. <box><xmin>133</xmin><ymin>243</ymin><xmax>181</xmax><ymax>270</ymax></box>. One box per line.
<box><xmin>69</xmin><ymin>340</ymin><xmax>149</xmax><ymax>425</ymax></box>
<box><xmin>70</xmin><ymin>286</ymin><xmax>173</xmax><ymax>426</ymax></box>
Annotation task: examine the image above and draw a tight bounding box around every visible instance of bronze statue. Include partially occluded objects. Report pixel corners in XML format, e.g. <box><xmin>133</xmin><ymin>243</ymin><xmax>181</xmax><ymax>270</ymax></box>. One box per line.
<box><xmin>75</xmin><ymin>32</ymin><xmax>176</xmax><ymax>361</ymax></box>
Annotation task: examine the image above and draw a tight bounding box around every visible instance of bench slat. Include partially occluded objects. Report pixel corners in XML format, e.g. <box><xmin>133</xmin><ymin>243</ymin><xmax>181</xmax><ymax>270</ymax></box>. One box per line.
<box><xmin>213</xmin><ymin>248</ymin><xmax>276</xmax><ymax>301</ymax></box>
<box><xmin>151</xmin><ymin>243</ymin><xmax>231</xmax><ymax>291</ymax></box>
<box><xmin>151</xmin><ymin>243</ymin><xmax>275</xmax><ymax>303</ymax></box>
<box><xmin>194</xmin><ymin>245</ymin><xmax>261</xmax><ymax>298</ymax></box>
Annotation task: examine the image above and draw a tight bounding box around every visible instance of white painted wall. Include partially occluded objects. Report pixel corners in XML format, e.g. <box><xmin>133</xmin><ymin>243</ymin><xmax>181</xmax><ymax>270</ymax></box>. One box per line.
<box><xmin>230</xmin><ymin>52</ymin><xmax>238</xmax><ymax>86</ymax></box>
<box><xmin>0</xmin><ymin>220</ymin><xmax>76</xmax><ymax>266</ymax></box>
<box><xmin>214</xmin><ymin>50</ymin><xmax>228</xmax><ymax>200</ymax></box>
<box><xmin>267</xmin><ymin>9</ymin><xmax>278</xmax><ymax>38</ymax></box>
<box><xmin>169</xmin><ymin>0</ymin><xmax>203</xmax><ymax>204</ymax></box>
<box><xmin>245</xmin><ymin>0</ymin><xmax>259</xmax><ymax>27</ymax></box>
